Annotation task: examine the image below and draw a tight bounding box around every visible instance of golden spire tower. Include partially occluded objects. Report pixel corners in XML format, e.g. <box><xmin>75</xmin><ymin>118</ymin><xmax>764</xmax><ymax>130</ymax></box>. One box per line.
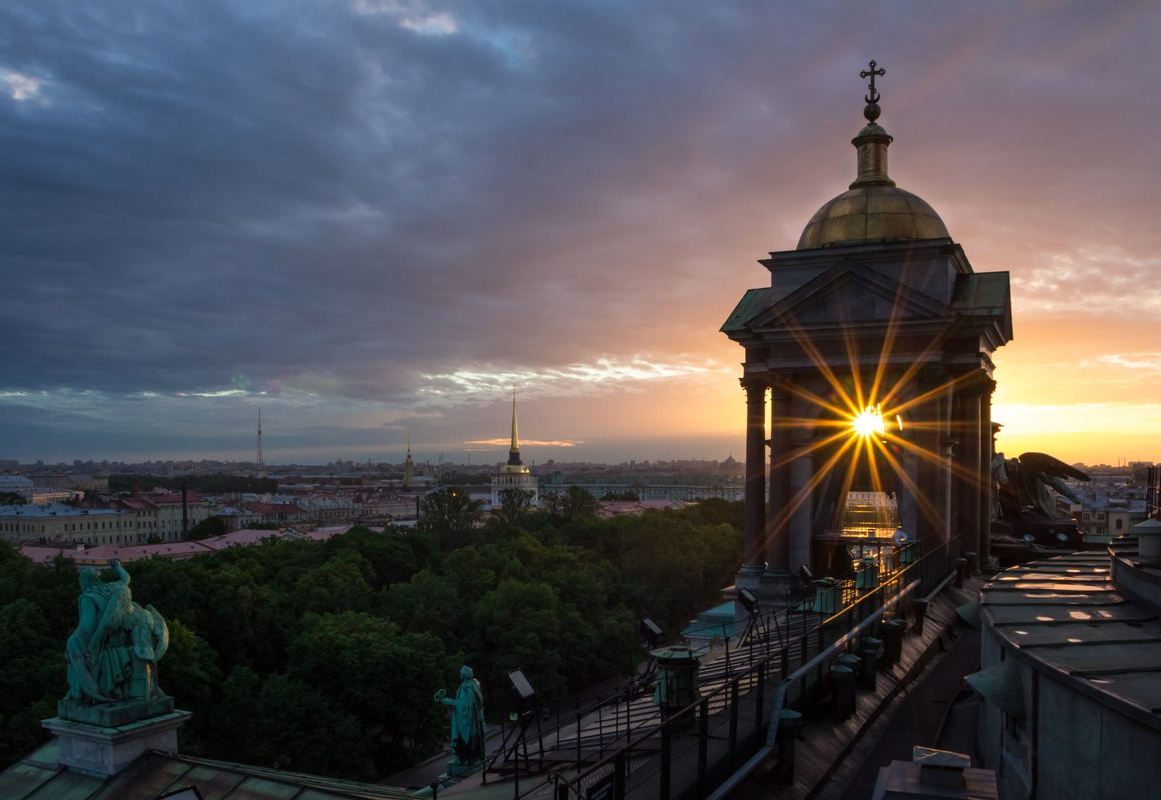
<box><xmin>507</xmin><ymin>388</ymin><xmax>522</xmax><ymax>468</ymax></box>
<box><xmin>492</xmin><ymin>388</ymin><xmax>538</xmax><ymax>507</ymax></box>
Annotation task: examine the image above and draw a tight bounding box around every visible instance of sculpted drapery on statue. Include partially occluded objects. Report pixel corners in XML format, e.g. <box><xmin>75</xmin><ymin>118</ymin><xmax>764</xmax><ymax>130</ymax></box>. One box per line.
<box><xmin>65</xmin><ymin>559</ymin><xmax>170</xmax><ymax>707</ymax></box>
<box><xmin>434</xmin><ymin>665</ymin><xmax>486</xmax><ymax>766</ymax></box>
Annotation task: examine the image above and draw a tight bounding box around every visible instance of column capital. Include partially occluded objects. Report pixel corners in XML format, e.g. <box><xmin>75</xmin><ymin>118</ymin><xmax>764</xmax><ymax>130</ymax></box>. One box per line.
<box><xmin>955</xmin><ymin>370</ymin><xmax>997</xmax><ymax>398</ymax></box>
<box><xmin>740</xmin><ymin>376</ymin><xmax>768</xmax><ymax>395</ymax></box>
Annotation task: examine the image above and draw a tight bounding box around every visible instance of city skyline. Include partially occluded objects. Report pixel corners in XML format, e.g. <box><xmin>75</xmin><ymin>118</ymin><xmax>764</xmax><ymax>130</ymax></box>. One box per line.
<box><xmin>3</xmin><ymin>2</ymin><xmax>1159</xmax><ymax>467</ymax></box>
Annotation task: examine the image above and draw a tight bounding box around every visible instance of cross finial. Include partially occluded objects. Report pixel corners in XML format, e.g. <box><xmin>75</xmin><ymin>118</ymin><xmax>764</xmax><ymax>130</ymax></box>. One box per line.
<box><xmin>860</xmin><ymin>60</ymin><xmax>885</xmax><ymax>104</ymax></box>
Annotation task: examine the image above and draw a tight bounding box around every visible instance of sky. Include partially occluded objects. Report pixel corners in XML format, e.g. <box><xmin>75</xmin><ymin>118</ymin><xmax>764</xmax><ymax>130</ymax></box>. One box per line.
<box><xmin>2</xmin><ymin>1</ymin><xmax>1159</xmax><ymax>468</ymax></box>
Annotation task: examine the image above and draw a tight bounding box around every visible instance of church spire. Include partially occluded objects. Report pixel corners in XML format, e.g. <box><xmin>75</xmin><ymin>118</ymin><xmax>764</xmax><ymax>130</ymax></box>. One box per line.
<box><xmin>507</xmin><ymin>388</ymin><xmax>522</xmax><ymax>466</ymax></box>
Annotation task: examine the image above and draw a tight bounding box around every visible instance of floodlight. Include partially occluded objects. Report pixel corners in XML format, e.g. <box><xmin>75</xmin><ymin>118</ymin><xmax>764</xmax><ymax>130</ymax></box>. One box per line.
<box><xmin>798</xmin><ymin>564</ymin><xmax>815</xmax><ymax>584</ymax></box>
<box><xmin>505</xmin><ymin>669</ymin><xmax>536</xmax><ymax>704</ymax></box>
<box><xmin>739</xmin><ymin>588</ymin><xmax>759</xmax><ymax>614</ymax></box>
<box><xmin>640</xmin><ymin>618</ymin><xmax>664</xmax><ymax>649</ymax></box>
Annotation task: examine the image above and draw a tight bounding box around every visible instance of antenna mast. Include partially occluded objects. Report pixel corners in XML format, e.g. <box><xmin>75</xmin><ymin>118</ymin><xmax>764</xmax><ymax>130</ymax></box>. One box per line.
<box><xmin>257</xmin><ymin>408</ymin><xmax>266</xmax><ymax>478</ymax></box>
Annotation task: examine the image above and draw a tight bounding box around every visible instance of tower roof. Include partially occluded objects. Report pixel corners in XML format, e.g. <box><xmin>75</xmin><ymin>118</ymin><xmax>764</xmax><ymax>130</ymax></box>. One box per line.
<box><xmin>796</xmin><ymin>62</ymin><xmax>949</xmax><ymax>250</ymax></box>
<box><xmin>501</xmin><ymin>390</ymin><xmax>530</xmax><ymax>475</ymax></box>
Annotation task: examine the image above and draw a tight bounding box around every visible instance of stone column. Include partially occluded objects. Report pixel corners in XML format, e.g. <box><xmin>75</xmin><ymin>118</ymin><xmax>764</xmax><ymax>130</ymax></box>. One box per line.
<box><xmin>741</xmin><ymin>377</ymin><xmax>767</xmax><ymax>579</ymax></box>
<box><xmin>766</xmin><ymin>386</ymin><xmax>792</xmax><ymax>572</ymax></box>
<box><xmin>912</xmin><ymin>371</ymin><xmax>945</xmax><ymax>547</ymax></box>
<box><xmin>940</xmin><ymin>380</ymin><xmax>957</xmax><ymax>545</ymax></box>
<box><xmin>956</xmin><ymin>380</ymin><xmax>983</xmax><ymax>558</ymax></box>
<box><xmin>788</xmin><ymin>451</ymin><xmax>814</xmax><ymax>577</ymax></box>
<box><xmin>787</xmin><ymin>392</ymin><xmax>815</xmax><ymax>577</ymax></box>
<box><xmin>979</xmin><ymin>379</ymin><xmax>996</xmax><ymax>567</ymax></box>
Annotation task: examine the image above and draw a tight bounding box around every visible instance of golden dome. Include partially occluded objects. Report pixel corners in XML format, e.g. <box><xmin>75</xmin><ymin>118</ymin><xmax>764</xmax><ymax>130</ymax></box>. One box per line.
<box><xmin>796</xmin><ymin>184</ymin><xmax>949</xmax><ymax>249</ymax></box>
<box><xmin>796</xmin><ymin>112</ymin><xmax>949</xmax><ymax>250</ymax></box>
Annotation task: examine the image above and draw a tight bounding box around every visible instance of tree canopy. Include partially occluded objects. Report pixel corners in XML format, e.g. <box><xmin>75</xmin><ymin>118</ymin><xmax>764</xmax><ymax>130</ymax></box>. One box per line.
<box><xmin>0</xmin><ymin>499</ymin><xmax>742</xmax><ymax>780</ymax></box>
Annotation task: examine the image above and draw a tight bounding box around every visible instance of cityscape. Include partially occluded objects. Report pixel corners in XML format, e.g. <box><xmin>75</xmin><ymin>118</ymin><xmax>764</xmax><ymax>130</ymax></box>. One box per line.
<box><xmin>3</xmin><ymin>2</ymin><xmax>1161</xmax><ymax>800</ymax></box>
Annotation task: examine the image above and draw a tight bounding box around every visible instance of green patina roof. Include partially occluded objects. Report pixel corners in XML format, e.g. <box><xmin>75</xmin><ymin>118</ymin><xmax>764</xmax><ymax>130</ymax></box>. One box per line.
<box><xmin>681</xmin><ymin>600</ymin><xmax>739</xmax><ymax>640</ymax></box>
<box><xmin>950</xmin><ymin>272</ymin><xmax>1009</xmax><ymax>314</ymax></box>
<box><xmin>720</xmin><ymin>288</ymin><xmax>770</xmax><ymax>334</ymax></box>
<box><xmin>0</xmin><ymin>743</ymin><xmax>415</xmax><ymax>800</ymax></box>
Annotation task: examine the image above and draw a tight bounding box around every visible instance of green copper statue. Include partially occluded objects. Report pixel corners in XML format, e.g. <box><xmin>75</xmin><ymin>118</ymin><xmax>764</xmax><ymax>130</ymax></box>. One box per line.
<box><xmin>434</xmin><ymin>665</ymin><xmax>486</xmax><ymax>765</ymax></box>
<box><xmin>65</xmin><ymin>559</ymin><xmax>169</xmax><ymax>706</ymax></box>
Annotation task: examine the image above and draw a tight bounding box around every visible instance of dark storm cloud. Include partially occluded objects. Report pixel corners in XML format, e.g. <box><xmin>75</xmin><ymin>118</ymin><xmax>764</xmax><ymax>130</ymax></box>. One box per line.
<box><xmin>0</xmin><ymin>1</ymin><xmax>821</xmax><ymax>398</ymax></box>
<box><xmin>2</xmin><ymin>0</ymin><xmax>1159</xmax><ymax>461</ymax></box>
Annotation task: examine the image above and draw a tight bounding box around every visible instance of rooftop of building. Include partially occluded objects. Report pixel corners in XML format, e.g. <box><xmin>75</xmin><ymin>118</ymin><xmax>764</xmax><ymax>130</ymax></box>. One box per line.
<box><xmin>0</xmin><ymin>502</ymin><xmax>125</xmax><ymax>518</ymax></box>
<box><xmin>1</xmin><ymin>740</ymin><xmax>412</xmax><ymax>800</ymax></box>
<box><xmin>978</xmin><ymin>545</ymin><xmax>1161</xmax><ymax>734</ymax></box>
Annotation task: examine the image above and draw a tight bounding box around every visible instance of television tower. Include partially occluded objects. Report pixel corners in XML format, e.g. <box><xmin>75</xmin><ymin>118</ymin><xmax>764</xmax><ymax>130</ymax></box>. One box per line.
<box><xmin>403</xmin><ymin>430</ymin><xmax>416</xmax><ymax>486</ymax></box>
<box><xmin>257</xmin><ymin>408</ymin><xmax>266</xmax><ymax>479</ymax></box>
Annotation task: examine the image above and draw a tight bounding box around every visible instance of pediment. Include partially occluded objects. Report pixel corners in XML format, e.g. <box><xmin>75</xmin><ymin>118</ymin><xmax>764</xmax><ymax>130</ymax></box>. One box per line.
<box><xmin>745</xmin><ymin>257</ymin><xmax>950</xmax><ymax>331</ymax></box>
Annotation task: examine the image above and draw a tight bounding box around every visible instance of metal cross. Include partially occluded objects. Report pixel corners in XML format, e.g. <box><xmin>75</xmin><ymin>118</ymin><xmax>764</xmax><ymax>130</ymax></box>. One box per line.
<box><xmin>860</xmin><ymin>60</ymin><xmax>885</xmax><ymax>104</ymax></box>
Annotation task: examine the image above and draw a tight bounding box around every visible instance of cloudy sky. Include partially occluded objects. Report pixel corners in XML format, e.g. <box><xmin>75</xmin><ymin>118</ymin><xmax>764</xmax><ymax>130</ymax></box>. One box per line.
<box><xmin>2</xmin><ymin>1</ymin><xmax>1159</xmax><ymax>467</ymax></box>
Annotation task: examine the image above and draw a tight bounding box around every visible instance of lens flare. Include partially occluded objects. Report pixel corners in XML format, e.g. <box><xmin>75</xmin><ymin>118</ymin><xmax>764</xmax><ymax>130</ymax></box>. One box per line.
<box><xmin>851</xmin><ymin>404</ymin><xmax>885</xmax><ymax>438</ymax></box>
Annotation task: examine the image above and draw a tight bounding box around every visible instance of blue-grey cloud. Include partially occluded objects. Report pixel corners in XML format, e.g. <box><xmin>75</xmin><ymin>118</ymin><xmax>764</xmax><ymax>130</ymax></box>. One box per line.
<box><xmin>1</xmin><ymin>1</ymin><xmax>1159</xmax><ymax>462</ymax></box>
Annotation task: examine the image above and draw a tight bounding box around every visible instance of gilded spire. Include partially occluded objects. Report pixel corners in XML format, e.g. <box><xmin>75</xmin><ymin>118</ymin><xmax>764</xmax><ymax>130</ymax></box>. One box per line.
<box><xmin>508</xmin><ymin>388</ymin><xmax>522</xmax><ymax>466</ymax></box>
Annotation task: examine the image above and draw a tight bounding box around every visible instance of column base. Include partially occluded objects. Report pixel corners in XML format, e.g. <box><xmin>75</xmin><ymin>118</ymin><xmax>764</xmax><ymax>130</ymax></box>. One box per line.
<box><xmin>733</xmin><ymin>563</ymin><xmax>765</xmax><ymax>591</ymax></box>
<box><xmin>42</xmin><ymin>709</ymin><xmax>190</xmax><ymax>777</ymax></box>
<box><xmin>725</xmin><ymin>569</ymin><xmax>800</xmax><ymax>622</ymax></box>
<box><xmin>757</xmin><ymin>569</ymin><xmax>800</xmax><ymax>610</ymax></box>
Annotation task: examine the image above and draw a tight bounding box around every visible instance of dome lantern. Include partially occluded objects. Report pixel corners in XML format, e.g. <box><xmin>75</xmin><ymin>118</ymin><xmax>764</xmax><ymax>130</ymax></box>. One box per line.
<box><xmin>796</xmin><ymin>60</ymin><xmax>949</xmax><ymax>250</ymax></box>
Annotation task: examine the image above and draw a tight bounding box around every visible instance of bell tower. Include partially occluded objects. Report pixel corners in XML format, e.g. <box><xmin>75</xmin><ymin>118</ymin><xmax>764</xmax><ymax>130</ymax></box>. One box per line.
<box><xmin>722</xmin><ymin>62</ymin><xmax>1012</xmax><ymax>602</ymax></box>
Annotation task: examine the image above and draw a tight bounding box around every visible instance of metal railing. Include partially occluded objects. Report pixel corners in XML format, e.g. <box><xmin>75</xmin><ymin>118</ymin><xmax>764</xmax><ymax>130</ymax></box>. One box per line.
<box><xmin>549</xmin><ymin>536</ymin><xmax>962</xmax><ymax>800</ymax></box>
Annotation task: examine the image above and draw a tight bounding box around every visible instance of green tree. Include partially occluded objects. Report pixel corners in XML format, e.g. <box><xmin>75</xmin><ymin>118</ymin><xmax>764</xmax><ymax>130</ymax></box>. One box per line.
<box><xmin>0</xmin><ymin>599</ymin><xmax>65</xmax><ymax>767</ymax></box>
<box><xmin>187</xmin><ymin>515</ymin><xmax>228</xmax><ymax>540</ymax></box>
<box><xmin>384</xmin><ymin>570</ymin><xmax>463</xmax><ymax>645</ymax></box>
<box><xmin>559</xmin><ymin>485</ymin><xmax>600</xmax><ymax>522</ymax></box>
<box><xmin>291</xmin><ymin>550</ymin><xmax>376</xmax><ymax>615</ymax></box>
<box><xmin>417</xmin><ymin>488</ymin><xmax>484</xmax><ymax>547</ymax></box>
<box><xmin>497</xmin><ymin>488</ymin><xmax>535</xmax><ymax>524</ymax></box>
<box><xmin>287</xmin><ymin>611</ymin><xmax>453</xmax><ymax>774</ymax></box>
<box><xmin>209</xmin><ymin>667</ymin><xmax>373</xmax><ymax>779</ymax></box>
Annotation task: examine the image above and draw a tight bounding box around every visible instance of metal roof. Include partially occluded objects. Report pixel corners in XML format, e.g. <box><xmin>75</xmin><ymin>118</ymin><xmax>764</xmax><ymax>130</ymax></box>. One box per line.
<box><xmin>979</xmin><ymin>551</ymin><xmax>1161</xmax><ymax>732</ymax></box>
<box><xmin>0</xmin><ymin>743</ymin><xmax>414</xmax><ymax>800</ymax></box>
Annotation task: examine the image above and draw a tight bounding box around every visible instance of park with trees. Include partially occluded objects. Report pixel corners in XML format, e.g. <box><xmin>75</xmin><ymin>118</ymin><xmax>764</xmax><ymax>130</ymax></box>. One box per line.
<box><xmin>0</xmin><ymin>493</ymin><xmax>742</xmax><ymax>780</ymax></box>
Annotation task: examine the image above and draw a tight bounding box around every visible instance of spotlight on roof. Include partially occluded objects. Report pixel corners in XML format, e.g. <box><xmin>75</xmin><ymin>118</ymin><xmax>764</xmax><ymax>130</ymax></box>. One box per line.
<box><xmin>799</xmin><ymin>564</ymin><xmax>815</xmax><ymax>586</ymax></box>
<box><xmin>739</xmin><ymin>588</ymin><xmax>759</xmax><ymax>614</ymax></box>
<box><xmin>640</xmin><ymin>618</ymin><xmax>664</xmax><ymax>649</ymax></box>
<box><xmin>505</xmin><ymin>669</ymin><xmax>536</xmax><ymax>705</ymax></box>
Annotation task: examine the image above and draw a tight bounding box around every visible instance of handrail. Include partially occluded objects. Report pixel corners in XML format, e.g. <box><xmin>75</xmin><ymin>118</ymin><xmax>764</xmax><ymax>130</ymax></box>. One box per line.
<box><xmin>551</xmin><ymin>536</ymin><xmax>961</xmax><ymax>800</ymax></box>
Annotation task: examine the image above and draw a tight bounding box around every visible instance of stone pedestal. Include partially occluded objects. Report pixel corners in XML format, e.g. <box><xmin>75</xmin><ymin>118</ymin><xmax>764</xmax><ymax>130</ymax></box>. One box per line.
<box><xmin>58</xmin><ymin>696</ymin><xmax>174</xmax><ymax>727</ymax></box>
<box><xmin>757</xmin><ymin>569</ymin><xmax>798</xmax><ymax>608</ymax></box>
<box><xmin>42</xmin><ymin>709</ymin><xmax>189</xmax><ymax>777</ymax></box>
